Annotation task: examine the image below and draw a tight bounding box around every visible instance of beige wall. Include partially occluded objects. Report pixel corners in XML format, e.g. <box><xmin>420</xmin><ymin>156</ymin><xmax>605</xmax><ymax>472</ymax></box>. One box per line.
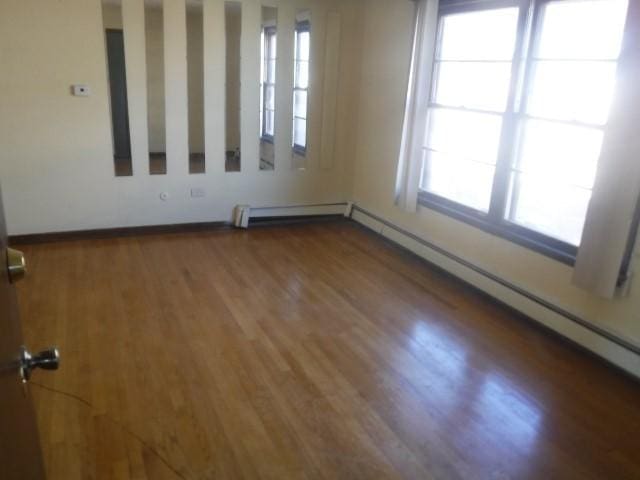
<box><xmin>349</xmin><ymin>0</ymin><xmax>640</xmax><ymax>373</ymax></box>
<box><xmin>0</xmin><ymin>0</ymin><xmax>355</xmax><ymax>234</ymax></box>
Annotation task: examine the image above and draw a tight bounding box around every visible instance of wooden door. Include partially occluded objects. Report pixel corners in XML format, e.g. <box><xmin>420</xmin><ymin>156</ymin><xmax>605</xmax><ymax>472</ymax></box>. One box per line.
<box><xmin>0</xmin><ymin>185</ymin><xmax>47</xmax><ymax>480</ymax></box>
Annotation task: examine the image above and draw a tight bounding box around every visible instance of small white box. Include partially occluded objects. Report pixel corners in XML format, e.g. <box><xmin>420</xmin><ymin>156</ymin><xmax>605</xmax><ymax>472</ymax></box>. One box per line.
<box><xmin>190</xmin><ymin>188</ymin><xmax>205</xmax><ymax>198</ymax></box>
<box><xmin>71</xmin><ymin>84</ymin><xmax>90</xmax><ymax>97</ymax></box>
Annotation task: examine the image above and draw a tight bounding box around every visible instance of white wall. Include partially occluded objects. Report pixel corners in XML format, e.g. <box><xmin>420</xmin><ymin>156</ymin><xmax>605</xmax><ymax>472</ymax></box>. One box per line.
<box><xmin>0</xmin><ymin>0</ymin><xmax>355</xmax><ymax>234</ymax></box>
<box><xmin>349</xmin><ymin>0</ymin><xmax>640</xmax><ymax>374</ymax></box>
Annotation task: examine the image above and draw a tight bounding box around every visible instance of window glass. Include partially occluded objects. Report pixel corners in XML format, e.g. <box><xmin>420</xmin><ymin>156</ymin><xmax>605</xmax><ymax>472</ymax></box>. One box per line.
<box><xmin>434</xmin><ymin>62</ymin><xmax>513</xmax><ymax>112</ymax></box>
<box><xmin>421</xmin><ymin>7</ymin><xmax>519</xmax><ymax>212</ymax></box>
<box><xmin>260</xmin><ymin>7</ymin><xmax>277</xmax><ymax>170</ymax></box>
<box><xmin>536</xmin><ymin>0</ymin><xmax>628</xmax><ymax>60</ymax></box>
<box><xmin>505</xmin><ymin>0</ymin><xmax>628</xmax><ymax>245</ymax></box>
<box><xmin>438</xmin><ymin>8</ymin><xmax>519</xmax><ymax>61</ymax></box>
<box><xmin>416</xmin><ymin>0</ymin><xmax>629</xmax><ymax>252</ymax></box>
<box><xmin>292</xmin><ymin>19</ymin><xmax>310</xmax><ymax>153</ymax></box>
<box><xmin>225</xmin><ymin>1</ymin><xmax>242</xmax><ymax>172</ymax></box>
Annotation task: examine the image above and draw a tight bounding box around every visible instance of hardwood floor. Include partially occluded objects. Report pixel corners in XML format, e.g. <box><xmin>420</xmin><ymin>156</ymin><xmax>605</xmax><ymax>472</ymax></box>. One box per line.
<box><xmin>15</xmin><ymin>221</ymin><xmax>640</xmax><ymax>479</ymax></box>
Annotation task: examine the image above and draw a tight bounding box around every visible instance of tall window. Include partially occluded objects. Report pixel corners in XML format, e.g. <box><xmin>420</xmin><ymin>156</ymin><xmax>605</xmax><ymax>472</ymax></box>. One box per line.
<box><xmin>293</xmin><ymin>21</ymin><xmax>310</xmax><ymax>154</ymax></box>
<box><xmin>260</xmin><ymin>26</ymin><xmax>277</xmax><ymax>140</ymax></box>
<box><xmin>419</xmin><ymin>0</ymin><xmax>628</xmax><ymax>260</ymax></box>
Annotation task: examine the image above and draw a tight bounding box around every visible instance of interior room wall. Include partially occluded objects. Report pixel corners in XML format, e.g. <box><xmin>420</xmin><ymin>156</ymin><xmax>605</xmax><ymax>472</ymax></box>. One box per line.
<box><xmin>348</xmin><ymin>0</ymin><xmax>640</xmax><ymax>374</ymax></box>
<box><xmin>0</xmin><ymin>0</ymin><xmax>356</xmax><ymax>235</ymax></box>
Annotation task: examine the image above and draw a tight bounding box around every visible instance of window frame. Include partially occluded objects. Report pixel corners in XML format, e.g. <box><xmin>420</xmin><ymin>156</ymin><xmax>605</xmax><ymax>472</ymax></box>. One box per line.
<box><xmin>417</xmin><ymin>0</ymin><xmax>624</xmax><ymax>264</ymax></box>
<box><xmin>292</xmin><ymin>20</ymin><xmax>310</xmax><ymax>156</ymax></box>
<box><xmin>261</xmin><ymin>25</ymin><xmax>277</xmax><ymax>143</ymax></box>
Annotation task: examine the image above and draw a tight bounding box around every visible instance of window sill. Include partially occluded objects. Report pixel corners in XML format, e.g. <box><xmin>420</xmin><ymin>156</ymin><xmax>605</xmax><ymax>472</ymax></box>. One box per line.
<box><xmin>417</xmin><ymin>191</ymin><xmax>577</xmax><ymax>266</ymax></box>
<box><xmin>260</xmin><ymin>135</ymin><xmax>274</xmax><ymax>144</ymax></box>
<box><xmin>293</xmin><ymin>145</ymin><xmax>307</xmax><ymax>156</ymax></box>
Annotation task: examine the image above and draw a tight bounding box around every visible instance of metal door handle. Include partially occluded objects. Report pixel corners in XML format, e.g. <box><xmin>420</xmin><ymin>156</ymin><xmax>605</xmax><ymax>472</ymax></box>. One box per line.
<box><xmin>7</xmin><ymin>248</ymin><xmax>26</xmax><ymax>283</ymax></box>
<box><xmin>19</xmin><ymin>347</ymin><xmax>60</xmax><ymax>383</ymax></box>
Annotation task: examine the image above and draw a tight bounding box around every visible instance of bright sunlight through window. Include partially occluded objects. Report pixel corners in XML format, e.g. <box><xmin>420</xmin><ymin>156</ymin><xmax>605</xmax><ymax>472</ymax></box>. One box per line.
<box><xmin>421</xmin><ymin>0</ymin><xmax>629</xmax><ymax>248</ymax></box>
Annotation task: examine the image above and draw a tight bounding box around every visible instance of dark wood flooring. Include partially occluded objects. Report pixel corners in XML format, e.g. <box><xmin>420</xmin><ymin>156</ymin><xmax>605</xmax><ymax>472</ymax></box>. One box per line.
<box><xmin>16</xmin><ymin>222</ymin><xmax>640</xmax><ymax>479</ymax></box>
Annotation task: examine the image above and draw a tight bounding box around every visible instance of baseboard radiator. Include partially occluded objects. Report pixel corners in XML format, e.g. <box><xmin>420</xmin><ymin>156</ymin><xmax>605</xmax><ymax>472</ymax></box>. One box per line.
<box><xmin>233</xmin><ymin>202</ymin><xmax>352</xmax><ymax>228</ymax></box>
<box><xmin>349</xmin><ymin>204</ymin><xmax>640</xmax><ymax>379</ymax></box>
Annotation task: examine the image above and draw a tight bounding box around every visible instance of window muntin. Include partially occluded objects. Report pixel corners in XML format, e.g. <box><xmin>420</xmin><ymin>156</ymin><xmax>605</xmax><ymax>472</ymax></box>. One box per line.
<box><xmin>420</xmin><ymin>0</ymin><xmax>629</xmax><ymax>253</ymax></box>
<box><xmin>293</xmin><ymin>22</ymin><xmax>310</xmax><ymax>154</ymax></box>
<box><xmin>260</xmin><ymin>26</ymin><xmax>276</xmax><ymax>140</ymax></box>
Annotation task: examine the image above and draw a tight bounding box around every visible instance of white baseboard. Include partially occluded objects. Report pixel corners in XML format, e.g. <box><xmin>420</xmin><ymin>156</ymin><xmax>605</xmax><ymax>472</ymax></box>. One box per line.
<box><xmin>351</xmin><ymin>205</ymin><xmax>640</xmax><ymax>378</ymax></box>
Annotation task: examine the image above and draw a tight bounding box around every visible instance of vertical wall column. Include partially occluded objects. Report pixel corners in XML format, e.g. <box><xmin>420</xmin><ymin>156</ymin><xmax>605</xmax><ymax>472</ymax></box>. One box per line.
<box><xmin>320</xmin><ymin>11</ymin><xmax>341</xmax><ymax>170</ymax></box>
<box><xmin>164</xmin><ymin>0</ymin><xmax>189</xmax><ymax>174</ymax></box>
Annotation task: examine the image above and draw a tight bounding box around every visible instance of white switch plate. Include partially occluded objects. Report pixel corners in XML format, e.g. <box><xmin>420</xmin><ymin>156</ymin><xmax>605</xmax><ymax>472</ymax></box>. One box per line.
<box><xmin>191</xmin><ymin>188</ymin><xmax>205</xmax><ymax>198</ymax></box>
<box><xmin>72</xmin><ymin>84</ymin><xmax>90</xmax><ymax>97</ymax></box>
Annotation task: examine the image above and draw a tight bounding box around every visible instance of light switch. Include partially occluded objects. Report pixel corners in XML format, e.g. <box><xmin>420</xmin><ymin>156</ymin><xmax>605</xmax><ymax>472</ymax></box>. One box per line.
<box><xmin>71</xmin><ymin>85</ymin><xmax>90</xmax><ymax>97</ymax></box>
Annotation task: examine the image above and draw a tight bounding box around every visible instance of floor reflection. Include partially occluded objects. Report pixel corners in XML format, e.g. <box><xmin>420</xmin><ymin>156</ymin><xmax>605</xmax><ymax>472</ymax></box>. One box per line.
<box><xmin>404</xmin><ymin>319</ymin><xmax>543</xmax><ymax>468</ymax></box>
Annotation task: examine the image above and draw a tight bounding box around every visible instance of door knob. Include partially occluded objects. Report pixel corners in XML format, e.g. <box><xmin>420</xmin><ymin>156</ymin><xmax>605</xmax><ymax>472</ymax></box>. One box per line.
<box><xmin>19</xmin><ymin>347</ymin><xmax>60</xmax><ymax>383</ymax></box>
<box><xmin>7</xmin><ymin>247</ymin><xmax>26</xmax><ymax>283</ymax></box>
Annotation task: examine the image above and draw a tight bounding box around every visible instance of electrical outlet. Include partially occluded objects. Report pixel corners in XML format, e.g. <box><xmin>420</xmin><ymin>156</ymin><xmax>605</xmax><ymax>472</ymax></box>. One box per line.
<box><xmin>190</xmin><ymin>188</ymin><xmax>205</xmax><ymax>198</ymax></box>
<box><xmin>71</xmin><ymin>84</ymin><xmax>90</xmax><ymax>97</ymax></box>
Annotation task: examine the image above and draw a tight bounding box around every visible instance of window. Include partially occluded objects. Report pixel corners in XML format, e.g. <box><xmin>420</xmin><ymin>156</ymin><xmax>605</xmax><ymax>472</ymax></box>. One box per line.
<box><xmin>260</xmin><ymin>25</ymin><xmax>276</xmax><ymax>140</ymax></box>
<box><xmin>293</xmin><ymin>21</ymin><xmax>310</xmax><ymax>154</ymax></box>
<box><xmin>419</xmin><ymin>0</ymin><xmax>628</xmax><ymax>261</ymax></box>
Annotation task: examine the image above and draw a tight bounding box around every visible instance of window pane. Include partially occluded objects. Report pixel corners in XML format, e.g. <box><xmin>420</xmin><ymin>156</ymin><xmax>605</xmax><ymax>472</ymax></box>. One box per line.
<box><xmin>537</xmin><ymin>0</ymin><xmax>628</xmax><ymax>60</ymax></box>
<box><xmin>267</xmin><ymin>59</ymin><xmax>276</xmax><ymax>83</ymax></box>
<box><xmin>507</xmin><ymin>173</ymin><xmax>592</xmax><ymax>245</ymax></box>
<box><xmin>434</xmin><ymin>61</ymin><xmax>513</xmax><ymax>112</ymax></box>
<box><xmin>268</xmin><ymin>33</ymin><xmax>276</xmax><ymax>59</ymax></box>
<box><xmin>527</xmin><ymin>60</ymin><xmax>617</xmax><ymax>125</ymax></box>
<box><xmin>265</xmin><ymin>110</ymin><xmax>275</xmax><ymax>136</ymax></box>
<box><xmin>427</xmin><ymin>108</ymin><xmax>502</xmax><ymax>165</ymax></box>
<box><xmin>265</xmin><ymin>85</ymin><xmax>275</xmax><ymax>110</ymax></box>
<box><xmin>297</xmin><ymin>31</ymin><xmax>310</xmax><ymax>60</ymax></box>
<box><xmin>295</xmin><ymin>61</ymin><xmax>309</xmax><ymax>89</ymax></box>
<box><xmin>293</xmin><ymin>90</ymin><xmax>307</xmax><ymax>118</ymax></box>
<box><xmin>516</xmin><ymin>119</ymin><xmax>603</xmax><ymax>189</ymax></box>
<box><xmin>293</xmin><ymin>118</ymin><xmax>307</xmax><ymax>147</ymax></box>
<box><xmin>422</xmin><ymin>150</ymin><xmax>495</xmax><ymax>212</ymax></box>
<box><xmin>439</xmin><ymin>8</ymin><xmax>519</xmax><ymax>61</ymax></box>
